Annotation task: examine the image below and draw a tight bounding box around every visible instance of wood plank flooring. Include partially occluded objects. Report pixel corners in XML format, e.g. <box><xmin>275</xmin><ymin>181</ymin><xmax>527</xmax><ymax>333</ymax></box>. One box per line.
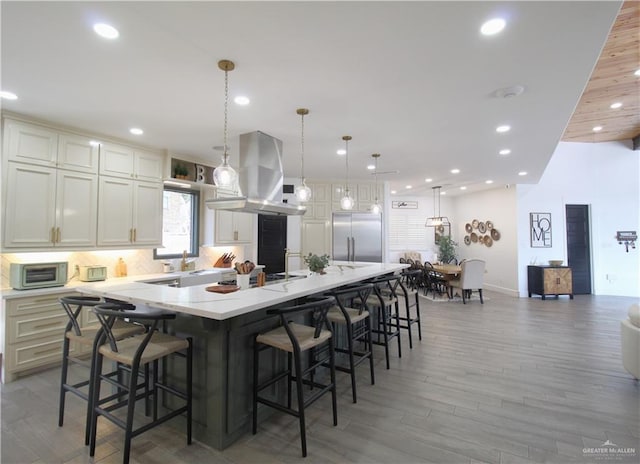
<box><xmin>2</xmin><ymin>292</ymin><xmax>638</xmax><ymax>463</ymax></box>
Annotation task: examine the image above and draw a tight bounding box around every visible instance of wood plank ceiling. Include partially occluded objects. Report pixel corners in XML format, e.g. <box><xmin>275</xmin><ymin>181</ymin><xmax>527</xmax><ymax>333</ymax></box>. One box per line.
<box><xmin>562</xmin><ymin>1</ymin><xmax>639</xmax><ymax>143</ymax></box>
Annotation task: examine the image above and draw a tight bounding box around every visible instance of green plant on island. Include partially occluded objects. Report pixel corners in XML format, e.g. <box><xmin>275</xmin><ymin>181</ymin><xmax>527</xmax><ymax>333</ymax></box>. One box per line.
<box><xmin>303</xmin><ymin>253</ymin><xmax>330</xmax><ymax>273</ymax></box>
<box><xmin>437</xmin><ymin>236</ymin><xmax>458</xmax><ymax>264</ymax></box>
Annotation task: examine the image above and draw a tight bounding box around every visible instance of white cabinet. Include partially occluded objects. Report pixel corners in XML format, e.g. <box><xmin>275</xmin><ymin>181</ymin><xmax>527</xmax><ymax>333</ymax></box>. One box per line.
<box><xmin>302</xmin><ymin>220</ymin><xmax>331</xmax><ymax>257</ymax></box>
<box><xmin>97</xmin><ymin>176</ymin><xmax>163</xmax><ymax>247</ymax></box>
<box><xmin>4</xmin><ymin>119</ymin><xmax>99</xmax><ymax>173</ymax></box>
<box><xmin>215</xmin><ymin>210</ymin><xmax>254</xmax><ymax>244</ymax></box>
<box><xmin>3</xmin><ymin>162</ymin><xmax>97</xmax><ymax>249</ymax></box>
<box><xmin>99</xmin><ymin>142</ymin><xmax>163</xmax><ymax>181</ymax></box>
<box><xmin>2</xmin><ymin>291</ymin><xmax>84</xmax><ymax>383</ymax></box>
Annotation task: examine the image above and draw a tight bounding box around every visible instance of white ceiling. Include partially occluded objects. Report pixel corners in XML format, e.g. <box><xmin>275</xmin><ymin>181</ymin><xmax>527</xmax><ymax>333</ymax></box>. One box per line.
<box><xmin>1</xmin><ymin>1</ymin><xmax>622</xmax><ymax>197</ymax></box>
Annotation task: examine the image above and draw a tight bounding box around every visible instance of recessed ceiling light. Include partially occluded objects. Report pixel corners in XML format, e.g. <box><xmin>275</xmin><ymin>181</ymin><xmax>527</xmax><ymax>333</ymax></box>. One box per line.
<box><xmin>592</xmin><ymin>126</ymin><xmax>603</xmax><ymax>132</ymax></box>
<box><xmin>499</xmin><ymin>149</ymin><xmax>511</xmax><ymax>155</ymax></box>
<box><xmin>337</xmin><ymin>149</ymin><xmax>346</xmax><ymax>155</ymax></box>
<box><xmin>234</xmin><ymin>96</ymin><xmax>250</xmax><ymax>105</ymax></box>
<box><xmin>89</xmin><ymin>140</ymin><xmax>100</xmax><ymax>147</ymax></box>
<box><xmin>425</xmin><ymin>178</ymin><xmax>432</xmax><ymax>183</ymax></box>
<box><xmin>485</xmin><ymin>180</ymin><xmax>494</xmax><ymax>184</ymax></box>
<box><xmin>367</xmin><ymin>164</ymin><xmax>375</xmax><ymax>170</ymax></box>
<box><xmin>390</xmin><ymin>190</ymin><xmax>397</xmax><ymax>194</ymax></box>
<box><xmin>451</xmin><ymin>169</ymin><xmax>460</xmax><ymax>174</ymax></box>
<box><xmin>610</xmin><ymin>102</ymin><xmax>622</xmax><ymax>109</ymax></box>
<box><xmin>440</xmin><ymin>191</ymin><xmax>446</xmax><ymax>195</ymax></box>
<box><xmin>460</xmin><ymin>186</ymin><xmax>467</xmax><ymax>190</ymax></box>
<box><xmin>93</xmin><ymin>23</ymin><xmax>119</xmax><ymax>39</ymax></box>
<box><xmin>518</xmin><ymin>171</ymin><xmax>527</xmax><ymax>176</ymax></box>
<box><xmin>405</xmin><ymin>185</ymin><xmax>412</xmax><ymax>189</ymax></box>
<box><xmin>480</xmin><ymin>18</ymin><xmax>506</xmax><ymax>36</ymax></box>
<box><xmin>635</xmin><ymin>69</ymin><xmax>640</xmax><ymax>77</ymax></box>
<box><xmin>129</xmin><ymin>127</ymin><xmax>143</xmax><ymax>135</ymax></box>
<box><xmin>496</xmin><ymin>125</ymin><xmax>511</xmax><ymax>133</ymax></box>
<box><xmin>0</xmin><ymin>90</ymin><xmax>18</xmax><ymax>100</ymax></box>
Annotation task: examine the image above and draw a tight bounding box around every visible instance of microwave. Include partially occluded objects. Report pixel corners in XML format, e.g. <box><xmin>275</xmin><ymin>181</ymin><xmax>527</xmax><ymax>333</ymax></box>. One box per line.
<box><xmin>10</xmin><ymin>262</ymin><xmax>68</xmax><ymax>290</ymax></box>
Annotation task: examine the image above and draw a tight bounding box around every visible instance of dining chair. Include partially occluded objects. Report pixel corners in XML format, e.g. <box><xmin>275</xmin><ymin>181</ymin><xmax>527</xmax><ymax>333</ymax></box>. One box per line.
<box><xmin>447</xmin><ymin>259</ymin><xmax>486</xmax><ymax>304</ymax></box>
<box><xmin>423</xmin><ymin>262</ymin><xmax>447</xmax><ymax>297</ymax></box>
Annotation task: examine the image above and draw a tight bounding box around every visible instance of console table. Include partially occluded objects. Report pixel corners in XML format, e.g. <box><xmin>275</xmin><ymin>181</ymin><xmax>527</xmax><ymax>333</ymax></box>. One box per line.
<box><xmin>528</xmin><ymin>265</ymin><xmax>573</xmax><ymax>299</ymax></box>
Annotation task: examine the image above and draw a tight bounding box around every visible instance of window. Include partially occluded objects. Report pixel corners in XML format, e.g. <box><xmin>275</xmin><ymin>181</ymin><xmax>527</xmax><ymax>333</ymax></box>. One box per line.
<box><xmin>389</xmin><ymin>213</ymin><xmax>428</xmax><ymax>250</ymax></box>
<box><xmin>154</xmin><ymin>186</ymin><xmax>200</xmax><ymax>259</ymax></box>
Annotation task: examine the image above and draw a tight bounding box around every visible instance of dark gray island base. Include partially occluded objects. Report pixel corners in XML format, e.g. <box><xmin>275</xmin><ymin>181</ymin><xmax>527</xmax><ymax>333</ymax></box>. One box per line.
<box><xmin>78</xmin><ymin>262</ymin><xmax>407</xmax><ymax>450</ymax></box>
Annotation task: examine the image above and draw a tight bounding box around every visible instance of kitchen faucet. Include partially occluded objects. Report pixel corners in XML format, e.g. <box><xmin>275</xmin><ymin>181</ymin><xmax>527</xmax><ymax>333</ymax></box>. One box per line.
<box><xmin>284</xmin><ymin>248</ymin><xmax>302</xmax><ymax>281</ymax></box>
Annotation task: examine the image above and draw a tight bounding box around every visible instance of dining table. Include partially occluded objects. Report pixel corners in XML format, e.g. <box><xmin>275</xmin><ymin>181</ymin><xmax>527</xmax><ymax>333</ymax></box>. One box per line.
<box><xmin>431</xmin><ymin>263</ymin><xmax>462</xmax><ymax>277</ymax></box>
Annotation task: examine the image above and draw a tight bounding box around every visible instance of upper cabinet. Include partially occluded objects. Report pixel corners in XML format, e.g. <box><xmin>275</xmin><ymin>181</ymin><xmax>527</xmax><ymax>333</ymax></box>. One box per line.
<box><xmin>4</xmin><ymin>119</ymin><xmax>99</xmax><ymax>173</ymax></box>
<box><xmin>99</xmin><ymin>142</ymin><xmax>163</xmax><ymax>182</ymax></box>
<box><xmin>2</xmin><ymin>116</ymin><xmax>164</xmax><ymax>251</ymax></box>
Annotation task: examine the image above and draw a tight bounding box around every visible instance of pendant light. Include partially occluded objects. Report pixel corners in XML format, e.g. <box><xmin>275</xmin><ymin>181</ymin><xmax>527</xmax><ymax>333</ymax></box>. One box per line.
<box><xmin>294</xmin><ymin>108</ymin><xmax>312</xmax><ymax>202</ymax></box>
<box><xmin>212</xmin><ymin>59</ymin><xmax>238</xmax><ymax>189</ymax></box>
<box><xmin>340</xmin><ymin>135</ymin><xmax>355</xmax><ymax>210</ymax></box>
<box><xmin>371</xmin><ymin>153</ymin><xmax>382</xmax><ymax>214</ymax></box>
<box><xmin>425</xmin><ymin>186</ymin><xmax>450</xmax><ymax>227</ymax></box>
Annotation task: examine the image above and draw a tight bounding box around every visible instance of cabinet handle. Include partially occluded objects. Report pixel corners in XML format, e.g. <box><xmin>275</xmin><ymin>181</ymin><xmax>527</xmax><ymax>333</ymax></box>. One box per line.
<box><xmin>234</xmin><ymin>230</ymin><xmax>238</xmax><ymax>241</ymax></box>
<box><xmin>56</xmin><ymin>227</ymin><xmax>61</xmax><ymax>243</ymax></box>
<box><xmin>129</xmin><ymin>229</ymin><xmax>133</xmax><ymax>242</ymax></box>
<box><xmin>51</xmin><ymin>227</ymin><xmax>56</xmax><ymax>243</ymax></box>
<box><xmin>133</xmin><ymin>228</ymin><xmax>137</xmax><ymax>242</ymax></box>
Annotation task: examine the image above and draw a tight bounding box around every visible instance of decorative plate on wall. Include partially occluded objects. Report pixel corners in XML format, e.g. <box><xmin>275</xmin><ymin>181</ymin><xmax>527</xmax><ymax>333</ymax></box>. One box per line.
<box><xmin>486</xmin><ymin>221</ymin><xmax>494</xmax><ymax>230</ymax></box>
<box><xmin>437</xmin><ymin>225</ymin><xmax>445</xmax><ymax>233</ymax></box>
<box><xmin>472</xmin><ymin>219</ymin><xmax>479</xmax><ymax>229</ymax></box>
<box><xmin>478</xmin><ymin>222</ymin><xmax>487</xmax><ymax>233</ymax></box>
<box><xmin>464</xmin><ymin>235</ymin><xmax>471</xmax><ymax>245</ymax></box>
<box><xmin>465</xmin><ymin>223</ymin><xmax>473</xmax><ymax>233</ymax></box>
<box><xmin>478</xmin><ymin>235</ymin><xmax>484</xmax><ymax>244</ymax></box>
<box><xmin>470</xmin><ymin>232</ymin><xmax>478</xmax><ymax>243</ymax></box>
<box><xmin>491</xmin><ymin>229</ymin><xmax>501</xmax><ymax>241</ymax></box>
<box><xmin>484</xmin><ymin>236</ymin><xmax>493</xmax><ymax>247</ymax></box>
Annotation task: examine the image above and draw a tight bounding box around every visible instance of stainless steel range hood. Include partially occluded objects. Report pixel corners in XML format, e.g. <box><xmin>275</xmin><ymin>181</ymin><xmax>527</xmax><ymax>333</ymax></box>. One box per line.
<box><xmin>206</xmin><ymin>131</ymin><xmax>306</xmax><ymax>216</ymax></box>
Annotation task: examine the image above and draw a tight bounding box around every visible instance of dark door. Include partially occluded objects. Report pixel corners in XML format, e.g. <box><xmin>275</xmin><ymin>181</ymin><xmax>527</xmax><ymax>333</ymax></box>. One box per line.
<box><xmin>257</xmin><ymin>215</ymin><xmax>287</xmax><ymax>274</ymax></box>
<box><xmin>566</xmin><ymin>204</ymin><xmax>592</xmax><ymax>294</ymax></box>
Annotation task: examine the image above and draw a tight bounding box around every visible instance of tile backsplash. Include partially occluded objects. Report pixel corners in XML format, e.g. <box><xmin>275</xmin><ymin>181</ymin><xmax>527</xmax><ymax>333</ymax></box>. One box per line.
<box><xmin>1</xmin><ymin>246</ymin><xmax>248</xmax><ymax>289</ymax></box>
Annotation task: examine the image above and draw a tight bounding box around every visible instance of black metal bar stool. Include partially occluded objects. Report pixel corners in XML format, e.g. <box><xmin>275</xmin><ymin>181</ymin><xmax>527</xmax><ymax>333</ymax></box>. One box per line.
<box><xmin>58</xmin><ymin>296</ymin><xmax>145</xmax><ymax>445</ymax></box>
<box><xmin>326</xmin><ymin>283</ymin><xmax>375</xmax><ymax>403</ymax></box>
<box><xmin>89</xmin><ymin>303</ymin><xmax>192</xmax><ymax>464</ymax></box>
<box><xmin>252</xmin><ymin>295</ymin><xmax>337</xmax><ymax>457</ymax></box>
<box><xmin>365</xmin><ymin>274</ymin><xmax>403</xmax><ymax>369</ymax></box>
<box><xmin>397</xmin><ymin>269</ymin><xmax>423</xmax><ymax>348</ymax></box>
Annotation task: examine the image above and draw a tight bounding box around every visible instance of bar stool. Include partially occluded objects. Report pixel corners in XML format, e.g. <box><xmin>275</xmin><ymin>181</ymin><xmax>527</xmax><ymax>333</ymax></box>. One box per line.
<box><xmin>326</xmin><ymin>283</ymin><xmax>375</xmax><ymax>403</ymax></box>
<box><xmin>397</xmin><ymin>269</ymin><xmax>423</xmax><ymax>348</ymax></box>
<box><xmin>58</xmin><ymin>296</ymin><xmax>145</xmax><ymax>445</ymax></box>
<box><xmin>89</xmin><ymin>303</ymin><xmax>192</xmax><ymax>464</ymax></box>
<box><xmin>252</xmin><ymin>295</ymin><xmax>337</xmax><ymax>457</ymax></box>
<box><xmin>365</xmin><ymin>274</ymin><xmax>402</xmax><ymax>369</ymax></box>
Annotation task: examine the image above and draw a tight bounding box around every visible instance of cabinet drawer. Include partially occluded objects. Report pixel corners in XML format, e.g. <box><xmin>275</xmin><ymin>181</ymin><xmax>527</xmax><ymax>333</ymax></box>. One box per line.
<box><xmin>5</xmin><ymin>335</ymin><xmax>76</xmax><ymax>374</ymax></box>
<box><xmin>5</xmin><ymin>293</ymin><xmax>72</xmax><ymax>317</ymax></box>
<box><xmin>8</xmin><ymin>312</ymin><xmax>68</xmax><ymax>344</ymax></box>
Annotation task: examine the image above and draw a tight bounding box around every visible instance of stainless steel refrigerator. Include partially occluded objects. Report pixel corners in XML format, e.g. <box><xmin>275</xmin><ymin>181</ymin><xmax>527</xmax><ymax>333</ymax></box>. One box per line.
<box><xmin>332</xmin><ymin>212</ymin><xmax>382</xmax><ymax>262</ymax></box>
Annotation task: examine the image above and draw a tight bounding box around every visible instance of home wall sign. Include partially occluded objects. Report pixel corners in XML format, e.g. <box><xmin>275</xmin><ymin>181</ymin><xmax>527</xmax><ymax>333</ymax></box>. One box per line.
<box><xmin>392</xmin><ymin>201</ymin><xmax>418</xmax><ymax>209</ymax></box>
<box><xmin>530</xmin><ymin>212</ymin><xmax>552</xmax><ymax>248</ymax></box>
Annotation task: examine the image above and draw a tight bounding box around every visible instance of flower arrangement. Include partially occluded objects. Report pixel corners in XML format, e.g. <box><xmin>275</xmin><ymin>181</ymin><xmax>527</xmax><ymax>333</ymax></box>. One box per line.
<box><xmin>303</xmin><ymin>253</ymin><xmax>330</xmax><ymax>274</ymax></box>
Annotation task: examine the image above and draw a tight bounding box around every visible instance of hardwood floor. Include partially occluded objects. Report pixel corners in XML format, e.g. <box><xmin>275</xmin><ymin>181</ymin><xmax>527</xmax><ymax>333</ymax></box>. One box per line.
<box><xmin>2</xmin><ymin>292</ymin><xmax>638</xmax><ymax>463</ymax></box>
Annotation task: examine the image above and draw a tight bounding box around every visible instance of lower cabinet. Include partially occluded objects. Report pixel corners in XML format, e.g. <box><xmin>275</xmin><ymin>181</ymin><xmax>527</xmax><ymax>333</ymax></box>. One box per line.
<box><xmin>1</xmin><ymin>291</ymin><xmax>94</xmax><ymax>383</ymax></box>
<box><xmin>527</xmin><ymin>266</ymin><xmax>573</xmax><ymax>299</ymax></box>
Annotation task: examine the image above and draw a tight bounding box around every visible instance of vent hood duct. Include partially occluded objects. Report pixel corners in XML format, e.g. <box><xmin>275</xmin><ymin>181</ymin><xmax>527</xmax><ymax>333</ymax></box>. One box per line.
<box><xmin>206</xmin><ymin>131</ymin><xmax>306</xmax><ymax>216</ymax></box>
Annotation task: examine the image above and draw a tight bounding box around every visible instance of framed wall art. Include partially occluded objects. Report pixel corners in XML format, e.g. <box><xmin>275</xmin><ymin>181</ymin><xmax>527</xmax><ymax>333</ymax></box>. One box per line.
<box><xmin>530</xmin><ymin>212</ymin><xmax>552</xmax><ymax>247</ymax></box>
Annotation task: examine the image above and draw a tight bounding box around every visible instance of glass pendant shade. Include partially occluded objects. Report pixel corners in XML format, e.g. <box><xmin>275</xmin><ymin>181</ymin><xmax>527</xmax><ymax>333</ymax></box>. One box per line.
<box><xmin>371</xmin><ymin>201</ymin><xmax>382</xmax><ymax>215</ymax></box>
<box><xmin>340</xmin><ymin>189</ymin><xmax>355</xmax><ymax>210</ymax></box>
<box><xmin>213</xmin><ymin>154</ymin><xmax>236</xmax><ymax>188</ymax></box>
<box><xmin>295</xmin><ymin>180</ymin><xmax>312</xmax><ymax>202</ymax></box>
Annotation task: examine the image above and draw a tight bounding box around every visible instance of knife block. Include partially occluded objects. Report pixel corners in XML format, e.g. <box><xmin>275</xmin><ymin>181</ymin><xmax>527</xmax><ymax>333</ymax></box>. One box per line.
<box><xmin>213</xmin><ymin>256</ymin><xmax>232</xmax><ymax>268</ymax></box>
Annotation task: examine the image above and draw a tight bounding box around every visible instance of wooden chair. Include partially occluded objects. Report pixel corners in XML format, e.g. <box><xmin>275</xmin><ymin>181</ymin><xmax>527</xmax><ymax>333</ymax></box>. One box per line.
<box><xmin>447</xmin><ymin>259</ymin><xmax>486</xmax><ymax>304</ymax></box>
<box><xmin>252</xmin><ymin>295</ymin><xmax>337</xmax><ymax>457</ymax></box>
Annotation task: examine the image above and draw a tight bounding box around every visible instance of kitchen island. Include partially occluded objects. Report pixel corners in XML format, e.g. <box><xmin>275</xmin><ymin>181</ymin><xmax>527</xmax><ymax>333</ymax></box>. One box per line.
<box><xmin>78</xmin><ymin>262</ymin><xmax>406</xmax><ymax>449</ymax></box>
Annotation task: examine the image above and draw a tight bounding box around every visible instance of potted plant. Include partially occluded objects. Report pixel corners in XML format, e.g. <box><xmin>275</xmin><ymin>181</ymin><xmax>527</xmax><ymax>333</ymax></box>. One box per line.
<box><xmin>303</xmin><ymin>253</ymin><xmax>330</xmax><ymax>274</ymax></box>
<box><xmin>437</xmin><ymin>236</ymin><xmax>458</xmax><ymax>264</ymax></box>
<box><xmin>174</xmin><ymin>163</ymin><xmax>189</xmax><ymax>179</ymax></box>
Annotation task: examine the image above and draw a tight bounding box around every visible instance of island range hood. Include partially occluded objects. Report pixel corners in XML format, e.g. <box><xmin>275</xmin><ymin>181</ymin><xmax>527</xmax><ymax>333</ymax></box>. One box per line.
<box><xmin>206</xmin><ymin>131</ymin><xmax>306</xmax><ymax>216</ymax></box>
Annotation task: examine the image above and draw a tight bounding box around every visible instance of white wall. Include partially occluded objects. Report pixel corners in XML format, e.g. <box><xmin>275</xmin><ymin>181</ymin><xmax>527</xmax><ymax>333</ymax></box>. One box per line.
<box><xmin>517</xmin><ymin>140</ymin><xmax>640</xmax><ymax>297</ymax></box>
<box><xmin>451</xmin><ymin>187</ymin><xmax>519</xmax><ymax>296</ymax></box>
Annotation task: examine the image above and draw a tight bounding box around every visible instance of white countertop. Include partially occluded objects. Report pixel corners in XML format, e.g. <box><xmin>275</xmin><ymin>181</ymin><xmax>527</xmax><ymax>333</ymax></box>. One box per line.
<box><xmin>74</xmin><ymin>262</ymin><xmax>407</xmax><ymax>320</ymax></box>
